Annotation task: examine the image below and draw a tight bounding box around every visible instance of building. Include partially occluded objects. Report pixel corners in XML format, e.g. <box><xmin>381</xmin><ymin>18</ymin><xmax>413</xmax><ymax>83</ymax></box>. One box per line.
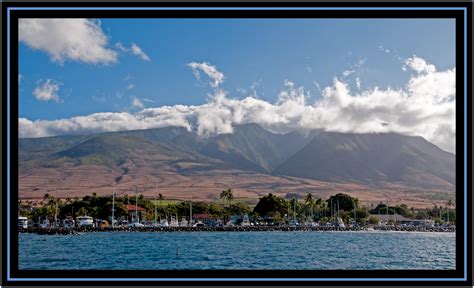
<box><xmin>124</xmin><ymin>204</ymin><xmax>146</xmax><ymax>222</ymax></box>
<box><xmin>371</xmin><ymin>214</ymin><xmax>434</xmax><ymax>227</ymax></box>
<box><xmin>192</xmin><ymin>213</ymin><xmax>214</xmax><ymax>226</ymax></box>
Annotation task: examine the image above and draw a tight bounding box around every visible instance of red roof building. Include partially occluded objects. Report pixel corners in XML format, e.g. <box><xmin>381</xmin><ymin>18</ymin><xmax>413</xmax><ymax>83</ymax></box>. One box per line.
<box><xmin>124</xmin><ymin>204</ymin><xmax>146</xmax><ymax>212</ymax></box>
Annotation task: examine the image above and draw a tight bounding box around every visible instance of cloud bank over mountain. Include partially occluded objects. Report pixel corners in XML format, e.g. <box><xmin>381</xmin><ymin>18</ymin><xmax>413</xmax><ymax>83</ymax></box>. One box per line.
<box><xmin>19</xmin><ymin>56</ymin><xmax>456</xmax><ymax>153</ymax></box>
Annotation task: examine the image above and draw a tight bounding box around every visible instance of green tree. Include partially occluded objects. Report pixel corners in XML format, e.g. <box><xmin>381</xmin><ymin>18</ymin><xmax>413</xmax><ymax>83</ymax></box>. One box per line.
<box><xmin>326</xmin><ymin>193</ymin><xmax>357</xmax><ymax>212</ymax></box>
<box><xmin>220</xmin><ymin>188</ymin><xmax>233</xmax><ymax>207</ymax></box>
<box><xmin>220</xmin><ymin>190</ymin><xmax>227</xmax><ymax>206</ymax></box>
<box><xmin>226</xmin><ymin>189</ymin><xmax>234</xmax><ymax>206</ymax></box>
<box><xmin>304</xmin><ymin>193</ymin><xmax>314</xmax><ymax>218</ymax></box>
<box><xmin>367</xmin><ymin>215</ymin><xmax>380</xmax><ymax>224</ymax></box>
<box><xmin>253</xmin><ymin>193</ymin><xmax>287</xmax><ymax>218</ymax></box>
<box><xmin>228</xmin><ymin>203</ymin><xmax>250</xmax><ymax>216</ymax></box>
<box><xmin>209</xmin><ymin>203</ymin><xmax>224</xmax><ymax>218</ymax></box>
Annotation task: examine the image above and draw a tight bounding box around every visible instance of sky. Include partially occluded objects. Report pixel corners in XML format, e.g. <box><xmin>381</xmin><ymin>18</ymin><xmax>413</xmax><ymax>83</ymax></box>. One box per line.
<box><xmin>18</xmin><ymin>18</ymin><xmax>456</xmax><ymax>153</ymax></box>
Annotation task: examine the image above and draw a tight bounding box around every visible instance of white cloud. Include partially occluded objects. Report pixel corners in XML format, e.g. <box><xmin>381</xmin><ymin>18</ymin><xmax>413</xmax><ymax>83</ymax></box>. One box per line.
<box><xmin>356</xmin><ymin>77</ymin><xmax>361</xmax><ymax>90</ymax></box>
<box><xmin>404</xmin><ymin>55</ymin><xmax>436</xmax><ymax>74</ymax></box>
<box><xmin>115</xmin><ymin>43</ymin><xmax>150</xmax><ymax>61</ymax></box>
<box><xmin>187</xmin><ymin>62</ymin><xmax>224</xmax><ymax>88</ymax></box>
<box><xmin>33</xmin><ymin>79</ymin><xmax>61</xmax><ymax>102</ymax></box>
<box><xmin>131</xmin><ymin>96</ymin><xmax>144</xmax><ymax>109</ymax></box>
<box><xmin>126</xmin><ymin>83</ymin><xmax>135</xmax><ymax>90</ymax></box>
<box><xmin>19</xmin><ymin>56</ymin><xmax>456</xmax><ymax>153</ymax></box>
<box><xmin>19</xmin><ymin>19</ymin><xmax>117</xmax><ymax>64</ymax></box>
<box><xmin>115</xmin><ymin>42</ymin><xmax>128</xmax><ymax>52</ymax></box>
<box><xmin>130</xmin><ymin>43</ymin><xmax>151</xmax><ymax>61</ymax></box>
<box><xmin>378</xmin><ymin>45</ymin><xmax>391</xmax><ymax>54</ymax></box>
<box><xmin>342</xmin><ymin>70</ymin><xmax>355</xmax><ymax>77</ymax></box>
<box><xmin>19</xmin><ymin>74</ymin><xmax>23</xmax><ymax>84</ymax></box>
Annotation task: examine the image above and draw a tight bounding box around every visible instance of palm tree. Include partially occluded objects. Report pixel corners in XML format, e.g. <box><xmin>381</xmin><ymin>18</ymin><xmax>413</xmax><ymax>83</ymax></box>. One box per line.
<box><xmin>42</xmin><ymin>193</ymin><xmax>50</xmax><ymax>205</ymax></box>
<box><xmin>220</xmin><ymin>189</ymin><xmax>228</xmax><ymax>206</ymax></box>
<box><xmin>446</xmin><ymin>199</ymin><xmax>454</xmax><ymax>224</ymax></box>
<box><xmin>226</xmin><ymin>189</ymin><xmax>234</xmax><ymax>207</ymax></box>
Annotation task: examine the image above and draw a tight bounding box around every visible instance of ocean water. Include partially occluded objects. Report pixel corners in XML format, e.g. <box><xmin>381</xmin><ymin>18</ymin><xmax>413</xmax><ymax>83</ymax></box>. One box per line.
<box><xmin>18</xmin><ymin>231</ymin><xmax>455</xmax><ymax>270</ymax></box>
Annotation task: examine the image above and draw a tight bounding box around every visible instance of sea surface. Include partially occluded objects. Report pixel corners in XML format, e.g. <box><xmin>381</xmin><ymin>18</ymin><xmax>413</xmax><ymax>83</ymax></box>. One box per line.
<box><xmin>19</xmin><ymin>231</ymin><xmax>455</xmax><ymax>270</ymax></box>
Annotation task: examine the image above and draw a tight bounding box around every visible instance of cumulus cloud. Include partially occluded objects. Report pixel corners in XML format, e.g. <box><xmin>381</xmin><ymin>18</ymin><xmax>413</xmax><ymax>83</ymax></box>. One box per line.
<box><xmin>403</xmin><ymin>55</ymin><xmax>436</xmax><ymax>74</ymax></box>
<box><xmin>19</xmin><ymin>56</ymin><xmax>456</xmax><ymax>153</ymax></box>
<box><xmin>19</xmin><ymin>19</ymin><xmax>117</xmax><ymax>64</ymax></box>
<box><xmin>33</xmin><ymin>79</ymin><xmax>61</xmax><ymax>102</ymax></box>
<box><xmin>187</xmin><ymin>62</ymin><xmax>224</xmax><ymax>88</ymax></box>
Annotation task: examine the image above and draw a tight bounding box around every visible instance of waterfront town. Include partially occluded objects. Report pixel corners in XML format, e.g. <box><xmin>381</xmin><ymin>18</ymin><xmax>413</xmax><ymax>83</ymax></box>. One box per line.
<box><xmin>17</xmin><ymin>190</ymin><xmax>456</xmax><ymax>234</ymax></box>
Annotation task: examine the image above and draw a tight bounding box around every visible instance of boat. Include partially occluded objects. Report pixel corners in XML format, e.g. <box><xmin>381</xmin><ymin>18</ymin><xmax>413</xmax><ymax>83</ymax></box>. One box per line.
<box><xmin>240</xmin><ymin>214</ymin><xmax>251</xmax><ymax>226</ymax></box>
<box><xmin>128</xmin><ymin>221</ymin><xmax>144</xmax><ymax>227</ymax></box>
<box><xmin>76</xmin><ymin>216</ymin><xmax>94</xmax><ymax>228</ymax></box>
<box><xmin>18</xmin><ymin>216</ymin><xmax>28</xmax><ymax>229</ymax></box>
<box><xmin>193</xmin><ymin>220</ymin><xmax>205</xmax><ymax>227</ymax></box>
<box><xmin>179</xmin><ymin>217</ymin><xmax>188</xmax><ymax>227</ymax></box>
<box><xmin>169</xmin><ymin>216</ymin><xmax>179</xmax><ymax>227</ymax></box>
<box><xmin>63</xmin><ymin>216</ymin><xmax>75</xmax><ymax>229</ymax></box>
<box><xmin>40</xmin><ymin>219</ymin><xmax>50</xmax><ymax>228</ymax></box>
<box><xmin>336</xmin><ymin>217</ymin><xmax>346</xmax><ymax>228</ymax></box>
<box><xmin>160</xmin><ymin>218</ymin><xmax>169</xmax><ymax>227</ymax></box>
<box><xmin>289</xmin><ymin>219</ymin><xmax>300</xmax><ymax>227</ymax></box>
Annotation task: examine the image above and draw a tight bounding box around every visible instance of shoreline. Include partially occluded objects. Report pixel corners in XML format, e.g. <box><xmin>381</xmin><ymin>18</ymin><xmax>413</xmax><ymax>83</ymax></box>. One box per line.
<box><xmin>19</xmin><ymin>225</ymin><xmax>456</xmax><ymax>235</ymax></box>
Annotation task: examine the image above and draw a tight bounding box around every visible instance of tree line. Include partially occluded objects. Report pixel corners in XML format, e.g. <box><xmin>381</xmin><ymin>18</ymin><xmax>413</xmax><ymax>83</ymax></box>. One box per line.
<box><xmin>18</xmin><ymin>191</ymin><xmax>456</xmax><ymax>225</ymax></box>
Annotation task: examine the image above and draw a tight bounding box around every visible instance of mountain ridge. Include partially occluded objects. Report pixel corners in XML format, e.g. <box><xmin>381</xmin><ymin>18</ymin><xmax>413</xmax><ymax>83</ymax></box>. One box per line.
<box><xmin>19</xmin><ymin>123</ymin><xmax>455</xmax><ymax>204</ymax></box>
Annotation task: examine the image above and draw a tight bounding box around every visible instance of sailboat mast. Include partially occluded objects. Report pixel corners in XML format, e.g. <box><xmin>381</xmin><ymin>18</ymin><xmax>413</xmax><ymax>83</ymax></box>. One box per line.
<box><xmin>330</xmin><ymin>198</ymin><xmax>333</xmax><ymax>223</ymax></box>
<box><xmin>154</xmin><ymin>186</ymin><xmax>157</xmax><ymax>226</ymax></box>
<box><xmin>112</xmin><ymin>188</ymin><xmax>115</xmax><ymax>228</ymax></box>
<box><xmin>353</xmin><ymin>199</ymin><xmax>356</xmax><ymax>224</ymax></box>
<box><xmin>447</xmin><ymin>206</ymin><xmax>449</xmax><ymax>224</ymax></box>
<box><xmin>189</xmin><ymin>202</ymin><xmax>192</xmax><ymax>227</ymax></box>
<box><xmin>135</xmin><ymin>189</ymin><xmax>139</xmax><ymax>223</ymax></box>
<box><xmin>293</xmin><ymin>195</ymin><xmax>296</xmax><ymax>221</ymax></box>
<box><xmin>54</xmin><ymin>190</ymin><xmax>58</xmax><ymax>226</ymax></box>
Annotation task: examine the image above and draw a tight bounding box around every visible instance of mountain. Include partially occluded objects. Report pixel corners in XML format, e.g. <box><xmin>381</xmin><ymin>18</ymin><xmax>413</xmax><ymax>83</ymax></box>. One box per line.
<box><xmin>198</xmin><ymin>123</ymin><xmax>312</xmax><ymax>172</ymax></box>
<box><xmin>273</xmin><ymin>132</ymin><xmax>455</xmax><ymax>189</ymax></box>
<box><xmin>18</xmin><ymin>124</ymin><xmax>455</xmax><ymax>205</ymax></box>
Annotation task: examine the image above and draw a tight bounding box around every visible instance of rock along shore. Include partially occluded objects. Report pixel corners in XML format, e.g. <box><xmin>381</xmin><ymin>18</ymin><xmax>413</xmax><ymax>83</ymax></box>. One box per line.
<box><xmin>19</xmin><ymin>225</ymin><xmax>455</xmax><ymax>235</ymax></box>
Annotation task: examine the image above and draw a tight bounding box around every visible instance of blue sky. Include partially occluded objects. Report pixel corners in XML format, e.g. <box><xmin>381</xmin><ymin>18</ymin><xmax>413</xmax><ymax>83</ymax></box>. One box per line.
<box><xmin>18</xmin><ymin>18</ymin><xmax>456</xmax><ymax>153</ymax></box>
<box><xmin>19</xmin><ymin>18</ymin><xmax>455</xmax><ymax>120</ymax></box>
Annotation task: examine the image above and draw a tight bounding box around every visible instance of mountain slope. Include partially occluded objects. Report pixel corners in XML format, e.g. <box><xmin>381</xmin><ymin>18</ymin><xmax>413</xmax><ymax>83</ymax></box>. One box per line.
<box><xmin>19</xmin><ymin>125</ymin><xmax>455</xmax><ymax>199</ymax></box>
<box><xmin>199</xmin><ymin>123</ymin><xmax>311</xmax><ymax>172</ymax></box>
<box><xmin>273</xmin><ymin>132</ymin><xmax>455</xmax><ymax>189</ymax></box>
